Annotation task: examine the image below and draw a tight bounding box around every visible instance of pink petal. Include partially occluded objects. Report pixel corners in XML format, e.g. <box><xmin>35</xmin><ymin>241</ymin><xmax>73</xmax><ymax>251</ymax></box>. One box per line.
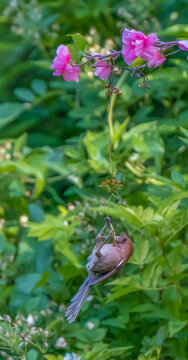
<box><xmin>146</xmin><ymin>33</ymin><xmax>159</xmax><ymax>46</ymax></box>
<box><xmin>122</xmin><ymin>28</ymin><xmax>131</xmax><ymax>43</ymax></box>
<box><xmin>178</xmin><ymin>40</ymin><xmax>188</xmax><ymax>51</ymax></box>
<box><xmin>100</xmin><ymin>66</ymin><xmax>111</xmax><ymax>80</ymax></box>
<box><xmin>122</xmin><ymin>45</ymin><xmax>136</xmax><ymax>64</ymax></box>
<box><xmin>94</xmin><ymin>60</ymin><xmax>111</xmax><ymax>80</ymax></box>
<box><xmin>122</xmin><ymin>28</ymin><xmax>145</xmax><ymax>43</ymax></box>
<box><xmin>56</xmin><ymin>45</ymin><xmax>70</xmax><ymax>63</ymax></box>
<box><xmin>51</xmin><ymin>44</ymin><xmax>72</xmax><ymax>76</ymax></box>
<box><xmin>147</xmin><ymin>50</ymin><xmax>166</xmax><ymax>67</ymax></box>
<box><xmin>134</xmin><ymin>39</ymin><xmax>144</xmax><ymax>56</ymax></box>
<box><xmin>52</xmin><ymin>69</ymin><xmax>64</xmax><ymax>76</ymax></box>
<box><xmin>140</xmin><ymin>44</ymin><xmax>157</xmax><ymax>60</ymax></box>
<box><xmin>63</xmin><ymin>64</ymin><xmax>81</xmax><ymax>82</ymax></box>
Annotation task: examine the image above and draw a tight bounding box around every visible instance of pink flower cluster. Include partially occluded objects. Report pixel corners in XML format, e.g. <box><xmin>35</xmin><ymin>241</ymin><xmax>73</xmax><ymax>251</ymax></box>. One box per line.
<box><xmin>51</xmin><ymin>45</ymin><xmax>81</xmax><ymax>82</ymax></box>
<box><xmin>51</xmin><ymin>30</ymin><xmax>188</xmax><ymax>82</ymax></box>
<box><xmin>122</xmin><ymin>28</ymin><xmax>165</xmax><ymax>67</ymax></box>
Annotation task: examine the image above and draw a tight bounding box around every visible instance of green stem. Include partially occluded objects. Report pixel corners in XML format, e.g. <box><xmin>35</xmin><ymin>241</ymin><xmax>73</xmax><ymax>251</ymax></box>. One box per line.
<box><xmin>108</xmin><ymin>71</ymin><xmax>128</xmax><ymax>138</ymax></box>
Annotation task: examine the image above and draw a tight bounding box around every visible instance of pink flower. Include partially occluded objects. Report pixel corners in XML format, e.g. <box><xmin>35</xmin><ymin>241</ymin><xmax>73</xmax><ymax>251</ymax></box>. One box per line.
<box><xmin>51</xmin><ymin>44</ymin><xmax>81</xmax><ymax>82</ymax></box>
<box><xmin>122</xmin><ymin>28</ymin><xmax>165</xmax><ymax>67</ymax></box>
<box><xmin>147</xmin><ymin>50</ymin><xmax>166</xmax><ymax>67</ymax></box>
<box><xmin>178</xmin><ymin>40</ymin><xmax>188</xmax><ymax>51</ymax></box>
<box><xmin>62</xmin><ymin>64</ymin><xmax>81</xmax><ymax>82</ymax></box>
<box><xmin>94</xmin><ymin>60</ymin><xmax>111</xmax><ymax>80</ymax></box>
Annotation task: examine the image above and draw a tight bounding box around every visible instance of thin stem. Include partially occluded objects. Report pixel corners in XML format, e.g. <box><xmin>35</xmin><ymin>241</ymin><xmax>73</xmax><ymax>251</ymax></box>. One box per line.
<box><xmin>76</xmin><ymin>58</ymin><xmax>92</xmax><ymax>66</ymax></box>
<box><xmin>165</xmin><ymin>49</ymin><xmax>181</xmax><ymax>57</ymax></box>
<box><xmin>108</xmin><ymin>70</ymin><xmax>128</xmax><ymax>139</ymax></box>
<box><xmin>107</xmin><ymin>92</ymin><xmax>114</xmax><ymax>177</ymax></box>
<box><xmin>75</xmin><ymin>50</ymin><xmax>121</xmax><ymax>67</ymax></box>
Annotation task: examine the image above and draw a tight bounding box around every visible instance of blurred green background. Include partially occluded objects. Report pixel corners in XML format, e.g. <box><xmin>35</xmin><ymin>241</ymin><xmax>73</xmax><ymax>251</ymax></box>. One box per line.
<box><xmin>0</xmin><ymin>0</ymin><xmax>188</xmax><ymax>359</ymax></box>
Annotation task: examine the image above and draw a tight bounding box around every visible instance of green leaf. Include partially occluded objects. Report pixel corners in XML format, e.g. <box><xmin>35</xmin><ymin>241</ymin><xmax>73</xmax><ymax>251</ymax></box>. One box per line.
<box><xmin>168</xmin><ymin>320</ymin><xmax>187</xmax><ymax>337</ymax></box>
<box><xmin>158</xmin><ymin>24</ymin><xmax>188</xmax><ymax>38</ymax></box>
<box><xmin>179</xmin><ymin>136</ymin><xmax>188</xmax><ymax>145</ymax></box>
<box><xmin>171</xmin><ymin>170</ymin><xmax>185</xmax><ymax>187</ymax></box>
<box><xmin>75</xmin><ymin>328</ymin><xmax>106</xmax><ymax>343</ymax></box>
<box><xmin>101</xmin><ymin>317</ymin><xmax>125</xmax><ymax>329</ymax></box>
<box><xmin>34</xmin><ymin>171</ymin><xmax>45</xmax><ymax>198</ymax></box>
<box><xmin>27</xmin><ymin>349</ymin><xmax>38</xmax><ymax>360</ymax></box>
<box><xmin>106</xmin><ymin>286</ymin><xmax>141</xmax><ymax>302</ymax></box>
<box><xmin>31</xmin><ymin>79</ymin><xmax>47</xmax><ymax>95</ymax></box>
<box><xmin>98</xmin><ymin>347</ymin><xmax>133</xmax><ymax>360</ymax></box>
<box><xmin>180</xmin><ymin>127</ymin><xmax>188</xmax><ymax>138</ymax></box>
<box><xmin>132</xmin><ymin>238</ymin><xmax>150</xmax><ymax>265</ymax></box>
<box><xmin>0</xmin><ymin>102</ymin><xmax>24</xmax><ymax>128</ymax></box>
<box><xmin>93</xmin><ymin>204</ymin><xmax>143</xmax><ymax>228</ymax></box>
<box><xmin>14</xmin><ymin>88</ymin><xmax>35</xmax><ymax>102</ymax></box>
<box><xmin>67</xmin><ymin>33</ymin><xmax>87</xmax><ymax>52</ymax></box>
<box><xmin>15</xmin><ymin>273</ymin><xmax>42</xmax><ymax>294</ymax></box>
<box><xmin>44</xmin><ymin>356</ymin><xmax>58</xmax><ymax>360</ymax></box>
<box><xmin>13</xmin><ymin>133</ymin><xmax>28</xmax><ymax>153</ymax></box>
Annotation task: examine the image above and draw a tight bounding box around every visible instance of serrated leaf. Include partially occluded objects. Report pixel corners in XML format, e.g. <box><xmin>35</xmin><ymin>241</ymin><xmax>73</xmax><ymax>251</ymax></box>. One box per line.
<box><xmin>93</xmin><ymin>204</ymin><xmax>143</xmax><ymax>228</ymax></box>
<box><xmin>132</xmin><ymin>238</ymin><xmax>150</xmax><ymax>265</ymax></box>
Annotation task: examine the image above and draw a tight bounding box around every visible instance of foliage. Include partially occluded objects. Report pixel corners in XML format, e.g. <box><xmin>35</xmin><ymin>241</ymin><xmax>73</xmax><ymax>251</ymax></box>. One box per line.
<box><xmin>0</xmin><ymin>0</ymin><xmax>188</xmax><ymax>359</ymax></box>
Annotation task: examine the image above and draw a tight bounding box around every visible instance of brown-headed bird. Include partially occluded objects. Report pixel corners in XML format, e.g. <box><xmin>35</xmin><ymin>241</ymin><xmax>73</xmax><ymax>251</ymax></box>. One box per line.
<box><xmin>65</xmin><ymin>217</ymin><xmax>133</xmax><ymax>322</ymax></box>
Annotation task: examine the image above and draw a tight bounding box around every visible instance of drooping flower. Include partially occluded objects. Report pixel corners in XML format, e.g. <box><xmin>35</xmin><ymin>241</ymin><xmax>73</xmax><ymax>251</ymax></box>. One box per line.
<box><xmin>122</xmin><ymin>28</ymin><xmax>165</xmax><ymax>67</ymax></box>
<box><xmin>51</xmin><ymin>45</ymin><xmax>81</xmax><ymax>82</ymax></box>
<box><xmin>178</xmin><ymin>40</ymin><xmax>188</xmax><ymax>51</ymax></box>
<box><xmin>94</xmin><ymin>60</ymin><xmax>111</xmax><ymax>80</ymax></box>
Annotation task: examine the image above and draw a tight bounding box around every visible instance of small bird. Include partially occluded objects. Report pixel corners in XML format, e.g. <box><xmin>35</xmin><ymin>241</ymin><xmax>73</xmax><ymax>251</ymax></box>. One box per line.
<box><xmin>65</xmin><ymin>217</ymin><xmax>133</xmax><ymax>322</ymax></box>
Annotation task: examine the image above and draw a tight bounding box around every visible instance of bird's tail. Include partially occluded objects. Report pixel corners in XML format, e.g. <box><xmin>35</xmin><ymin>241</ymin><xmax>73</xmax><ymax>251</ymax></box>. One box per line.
<box><xmin>65</xmin><ymin>276</ymin><xmax>92</xmax><ymax>323</ymax></box>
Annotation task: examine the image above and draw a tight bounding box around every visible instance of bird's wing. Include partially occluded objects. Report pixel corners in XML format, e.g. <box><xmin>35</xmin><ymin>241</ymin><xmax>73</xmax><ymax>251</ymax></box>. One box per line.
<box><xmin>89</xmin><ymin>259</ymin><xmax>126</xmax><ymax>285</ymax></box>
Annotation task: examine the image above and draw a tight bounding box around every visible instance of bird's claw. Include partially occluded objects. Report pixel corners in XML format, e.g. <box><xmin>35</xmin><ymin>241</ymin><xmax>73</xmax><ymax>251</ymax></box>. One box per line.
<box><xmin>104</xmin><ymin>216</ymin><xmax>111</xmax><ymax>223</ymax></box>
